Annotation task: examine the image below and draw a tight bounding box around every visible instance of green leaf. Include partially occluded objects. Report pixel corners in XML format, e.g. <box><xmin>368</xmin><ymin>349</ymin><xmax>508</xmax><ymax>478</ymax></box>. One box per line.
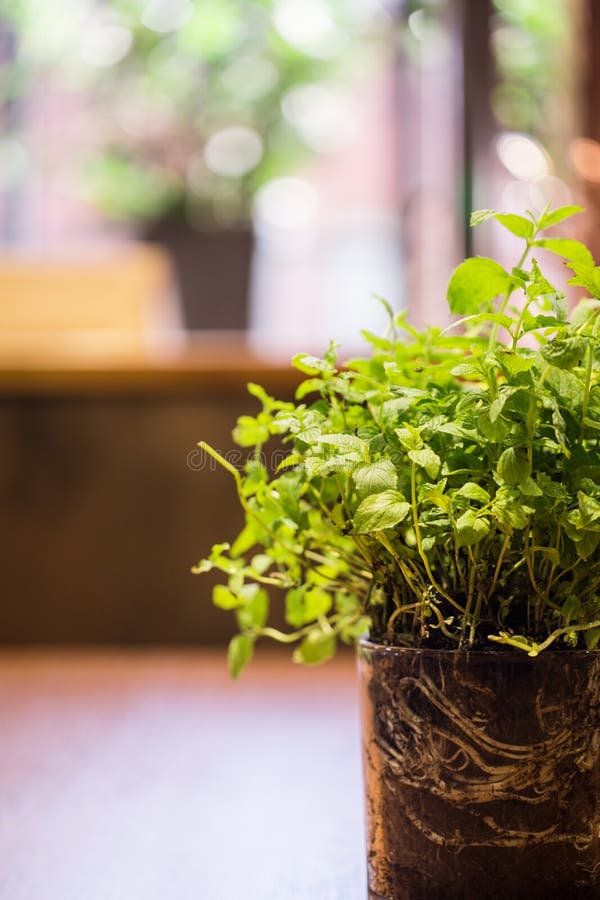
<box><xmin>455</xmin><ymin>482</ymin><xmax>490</xmax><ymax>504</ymax></box>
<box><xmin>572</xmin><ymin>299</ymin><xmax>600</xmax><ymax>328</ymax></box>
<box><xmin>352</xmin><ymin>490</ymin><xmax>411</xmax><ymax>534</ymax></box>
<box><xmin>491</xmin><ymin>486</ymin><xmax>532</xmax><ymax>531</ymax></box>
<box><xmin>579</xmin><ymin>492</ymin><xmax>600</xmax><ymax>527</ymax></box>
<box><xmin>456</xmin><ymin>509</ymin><xmax>490</xmax><ymax>547</ymax></box>
<box><xmin>395</xmin><ymin>425</ymin><xmax>424</xmax><ymax>451</ymax></box>
<box><xmin>339</xmin><ymin>615</ymin><xmax>371</xmax><ymax>642</ymax></box>
<box><xmin>233</xmin><ymin>415</ymin><xmax>270</xmax><ymax>447</ymax></box>
<box><xmin>213</xmin><ymin>584</ymin><xmax>242</xmax><ymax>610</ymax></box>
<box><xmin>477</xmin><ymin>410</ymin><xmax>509</xmax><ymax>442</ymax></box>
<box><xmin>354</xmin><ymin>460</ymin><xmax>397</xmax><ymax>498</ymax></box>
<box><xmin>246</xmin><ymin>382</ymin><xmax>274</xmax><ymax>409</ymax></box>
<box><xmin>567</xmin><ymin>264</ymin><xmax>600</xmax><ymax>299</ymax></box>
<box><xmin>537</xmin><ymin>205</ymin><xmax>584</xmax><ymax>230</ymax></box>
<box><xmin>293</xmin><ymin>630</ymin><xmax>336</xmax><ymax>665</ymax></box>
<box><xmin>551</xmin><ymin>292</ymin><xmax>569</xmax><ymax>321</ymax></box>
<box><xmin>494</xmin><ymin>213</ymin><xmax>535</xmax><ymax>239</ymax></box>
<box><xmin>315</xmin><ymin>434</ymin><xmax>367</xmax><ymax>453</ymax></box>
<box><xmin>447</xmin><ymin>257</ymin><xmax>510</xmax><ymax>315</ymax></box>
<box><xmin>286</xmin><ymin>586</ymin><xmax>332</xmax><ymax>627</ymax></box>
<box><xmin>519</xmin><ymin>476</ymin><xmax>543</xmax><ymax>498</ymax></box>
<box><xmin>236</xmin><ymin>587</ymin><xmax>269</xmax><ymax>630</ymax></box>
<box><xmin>421</xmin><ymin>489</ymin><xmax>452</xmax><ymax>514</ymax></box>
<box><xmin>292</xmin><ymin>353</ymin><xmax>335</xmax><ymax>376</ymax></box>
<box><xmin>285</xmin><ymin>586</ymin><xmax>307</xmax><ymax>627</ymax></box>
<box><xmin>469</xmin><ymin>209</ymin><xmax>498</xmax><ymax>227</ymax></box>
<box><xmin>276</xmin><ymin>453</ymin><xmax>303</xmax><ymax>472</ymax></box>
<box><xmin>250</xmin><ymin>554</ymin><xmax>272</xmax><ymax>575</ymax></box>
<box><xmin>304</xmin><ymin>588</ymin><xmax>332</xmax><ymax>621</ymax></box>
<box><xmin>470</xmin><ymin>209</ymin><xmax>535</xmax><ymax>238</ymax></box>
<box><xmin>450</xmin><ymin>362</ymin><xmax>483</xmax><ymax>378</ymax></box>
<box><xmin>495</xmin><ymin>348</ymin><xmax>535</xmax><ymax>376</ymax></box>
<box><xmin>574</xmin><ymin>530</ymin><xmax>600</xmax><ymax>561</ymax></box>
<box><xmin>585</xmin><ymin>627</ymin><xmax>600</xmax><ymax>650</ymax></box>
<box><xmin>533</xmin><ymin>238</ymin><xmax>594</xmax><ymax>267</ymax></box>
<box><xmin>408</xmin><ymin>447</ymin><xmax>441</xmax><ymax>479</ymax></box>
<box><xmin>541</xmin><ymin>336</ymin><xmax>586</xmax><ymax>370</ymax></box>
<box><xmin>497</xmin><ymin>447</ymin><xmax>531</xmax><ymax>485</ymax></box>
<box><xmin>228</xmin><ymin>634</ymin><xmax>254</xmax><ymax>679</ymax></box>
<box><xmin>295</xmin><ymin>378</ymin><xmax>323</xmax><ymax>400</ymax></box>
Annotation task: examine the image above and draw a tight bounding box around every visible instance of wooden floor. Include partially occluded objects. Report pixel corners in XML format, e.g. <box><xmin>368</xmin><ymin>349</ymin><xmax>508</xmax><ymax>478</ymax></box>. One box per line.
<box><xmin>0</xmin><ymin>651</ymin><xmax>366</xmax><ymax>900</ymax></box>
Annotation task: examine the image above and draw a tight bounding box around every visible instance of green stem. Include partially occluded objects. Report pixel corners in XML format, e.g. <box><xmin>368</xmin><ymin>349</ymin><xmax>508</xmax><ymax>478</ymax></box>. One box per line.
<box><xmin>199</xmin><ymin>441</ymin><xmax>297</xmax><ymax>557</ymax></box>
<box><xmin>487</xmin><ymin>533</ymin><xmax>510</xmax><ymax>603</ymax></box>
<box><xmin>375</xmin><ymin>531</ymin><xmax>425</xmax><ymax>598</ymax></box>
<box><xmin>579</xmin><ymin>315</ymin><xmax>600</xmax><ymax>444</ymax></box>
<box><xmin>410</xmin><ymin>462</ymin><xmax>464</xmax><ymax>613</ymax></box>
<box><xmin>534</xmin><ymin>620</ymin><xmax>600</xmax><ymax>654</ymax></box>
<box><xmin>488</xmin><ymin>242</ymin><xmax>532</xmax><ymax>354</ymax></box>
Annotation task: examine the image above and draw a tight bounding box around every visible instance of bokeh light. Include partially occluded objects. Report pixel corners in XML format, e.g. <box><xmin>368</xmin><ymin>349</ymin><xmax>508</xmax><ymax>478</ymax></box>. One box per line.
<box><xmin>203</xmin><ymin>127</ymin><xmax>264</xmax><ymax>178</ymax></box>
<box><xmin>496</xmin><ymin>132</ymin><xmax>550</xmax><ymax>180</ymax></box>
<box><xmin>253</xmin><ymin>177</ymin><xmax>319</xmax><ymax>230</ymax></box>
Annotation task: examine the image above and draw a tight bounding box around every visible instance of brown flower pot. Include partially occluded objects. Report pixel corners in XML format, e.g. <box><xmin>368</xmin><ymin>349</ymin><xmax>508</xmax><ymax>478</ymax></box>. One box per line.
<box><xmin>358</xmin><ymin>638</ymin><xmax>600</xmax><ymax>900</ymax></box>
<box><xmin>145</xmin><ymin>220</ymin><xmax>254</xmax><ymax>330</ymax></box>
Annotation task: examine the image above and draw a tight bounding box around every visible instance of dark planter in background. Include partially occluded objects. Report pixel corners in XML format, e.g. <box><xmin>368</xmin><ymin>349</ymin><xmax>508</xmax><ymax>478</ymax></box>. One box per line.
<box><xmin>358</xmin><ymin>639</ymin><xmax>600</xmax><ymax>900</ymax></box>
<box><xmin>145</xmin><ymin>219</ymin><xmax>254</xmax><ymax>331</ymax></box>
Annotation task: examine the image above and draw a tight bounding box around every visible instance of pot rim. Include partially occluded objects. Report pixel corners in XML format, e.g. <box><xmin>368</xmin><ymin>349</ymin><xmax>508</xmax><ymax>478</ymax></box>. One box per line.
<box><xmin>358</xmin><ymin>635</ymin><xmax>600</xmax><ymax>659</ymax></box>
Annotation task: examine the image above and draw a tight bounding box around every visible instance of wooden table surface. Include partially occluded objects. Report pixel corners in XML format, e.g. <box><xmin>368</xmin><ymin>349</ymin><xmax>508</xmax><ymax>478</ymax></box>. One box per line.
<box><xmin>0</xmin><ymin>651</ymin><xmax>367</xmax><ymax>900</ymax></box>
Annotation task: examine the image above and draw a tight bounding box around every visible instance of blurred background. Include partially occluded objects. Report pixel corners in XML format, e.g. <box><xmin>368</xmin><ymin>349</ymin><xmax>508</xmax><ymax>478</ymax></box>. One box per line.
<box><xmin>0</xmin><ymin>0</ymin><xmax>597</xmax><ymax>646</ymax></box>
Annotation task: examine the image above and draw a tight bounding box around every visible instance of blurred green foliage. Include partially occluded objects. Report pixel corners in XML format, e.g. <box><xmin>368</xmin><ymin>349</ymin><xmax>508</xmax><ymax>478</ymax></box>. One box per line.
<box><xmin>491</xmin><ymin>0</ymin><xmax>571</xmax><ymax>155</ymax></box>
<box><xmin>1</xmin><ymin>0</ymin><xmax>385</xmax><ymax>227</ymax></box>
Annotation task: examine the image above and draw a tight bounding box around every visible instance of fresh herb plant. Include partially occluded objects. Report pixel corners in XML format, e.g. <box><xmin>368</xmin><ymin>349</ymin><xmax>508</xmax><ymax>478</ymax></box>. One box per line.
<box><xmin>195</xmin><ymin>206</ymin><xmax>600</xmax><ymax>676</ymax></box>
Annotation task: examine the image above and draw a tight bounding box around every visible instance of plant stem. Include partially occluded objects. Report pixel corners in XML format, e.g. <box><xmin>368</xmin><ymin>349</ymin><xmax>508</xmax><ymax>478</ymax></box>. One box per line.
<box><xmin>410</xmin><ymin>462</ymin><xmax>464</xmax><ymax>613</ymax></box>
<box><xmin>487</xmin><ymin>533</ymin><xmax>510</xmax><ymax>603</ymax></box>
<box><xmin>488</xmin><ymin>242</ymin><xmax>532</xmax><ymax>354</ymax></box>
<box><xmin>579</xmin><ymin>314</ymin><xmax>600</xmax><ymax>444</ymax></box>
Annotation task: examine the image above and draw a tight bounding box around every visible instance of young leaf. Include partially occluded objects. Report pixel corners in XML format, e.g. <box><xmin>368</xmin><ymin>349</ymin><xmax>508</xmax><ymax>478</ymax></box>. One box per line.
<box><xmin>213</xmin><ymin>584</ymin><xmax>242</xmax><ymax>610</ymax></box>
<box><xmin>537</xmin><ymin>205</ymin><xmax>584</xmax><ymax>230</ymax></box>
<box><xmin>492</xmin><ymin>486</ymin><xmax>532</xmax><ymax>531</ymax></box>
<box><xmin>578</xmin><ymin>492</ymin><xmax>600</xmax><ymax>527</ymax></box>
<box><xmin>316</xmin><ymin>434</ymin><xmax>367</xmax><ymax>453</ymax></box>
<box><xmin>447</xmin><ymin>258</ymin><xmax>510</xmax><ymax>315</ymax></box>
<box><xmin>493</xmin><ymin>213</ymin><xmax>535</xmax><ymax>239</ymax></box>
<box><xmin>469</xmin><ymin>209</ymin><xmax>535</xmax><ymax>238</ymax></box>
<box><xmin>541</xmin><ymin>336</ymin><xmax>586</xmax><ymax>371</ymax></box>
<box><xmin>456</xmin><ymin>510</ymin><xmax>490</xmax><ymax>547</ymax></box>
<box><xmin>567</xmin><ymin>263</ymin><xmax>600</xmax><ymax>299</ymax></box>
<box><xmin>236</xmin><ymin>587</ymin><xmax>269</xmax><ymax>630</ymax></box>
<box><xmin>408</xmin><ymin>447</ymin><xmax>441</xmax><ymax>479</ymax></box>
<box><xmin>395</xmin><ymin>425</ymin><xmax>424</xmax><ymax>451</ymax></box>
<box><xmin>233</xmin><ymin>415</ymin><xmax>270</xmax><ymax>447</ymax></box>
<box><xmin>293</xmin><ymin>630</ymin><xmax>336</xmax><ymax>665</ymax></box>
<box><xmin>585</xmin><ymin>627</ymin><xmax>600</xmax><ymax>650</ymax></box>
<box><xmin>228</xmin><ymin>634</ymin><xmax>254</xmax><ymax>679</ymax></box>
<box><xmin>292</xmin><ymin>353</ymin><xmax>335</xmax><ymax>376</ymax></box>
<box><xmin>469</xmin><ymin>209</ymin><xmax>498</xmax><ymax>227</ymax></box>
<box><xmin>295</xmin><ymin>378</ymin><xmax>323</xmax><ymax>400</ymax></box>
<box><xmin>352</xmin><ymin>490</ymin><xmax>411</xmax><ymax>534</ymax></box>
<box><xmin>286</xmin><ymin>586</ymin><xmax>332</xmax><ymax>627</ymax></box>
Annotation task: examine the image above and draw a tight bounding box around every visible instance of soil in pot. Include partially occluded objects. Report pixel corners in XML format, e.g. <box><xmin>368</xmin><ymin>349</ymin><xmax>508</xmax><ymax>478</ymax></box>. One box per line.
<box><xmin>358</xmin><ymin>640</ymin><xmax>600</xmax><ymax>900</ymax></box>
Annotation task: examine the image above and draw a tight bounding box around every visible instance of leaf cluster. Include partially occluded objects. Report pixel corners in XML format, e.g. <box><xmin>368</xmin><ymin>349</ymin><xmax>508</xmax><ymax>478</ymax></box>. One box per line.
<box><xmin>195</xmin><ymin>205</ymin><xmax>600</xmax><ymax>675</ymax></box>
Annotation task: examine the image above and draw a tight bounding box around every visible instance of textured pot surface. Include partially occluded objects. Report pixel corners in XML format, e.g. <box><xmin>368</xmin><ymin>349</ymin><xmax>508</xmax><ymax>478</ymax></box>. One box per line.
<box><xmin>358</xmin><ymin>639</ymin><xmax>600</xmax><ymax>900</ymax></box>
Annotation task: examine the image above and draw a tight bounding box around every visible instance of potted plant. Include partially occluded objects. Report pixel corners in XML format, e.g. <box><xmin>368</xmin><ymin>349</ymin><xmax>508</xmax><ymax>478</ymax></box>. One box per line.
<box><xmin>194</xmin><ymin>205</ymin><xmax>600</xmax><ymax>898</ymax></box>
